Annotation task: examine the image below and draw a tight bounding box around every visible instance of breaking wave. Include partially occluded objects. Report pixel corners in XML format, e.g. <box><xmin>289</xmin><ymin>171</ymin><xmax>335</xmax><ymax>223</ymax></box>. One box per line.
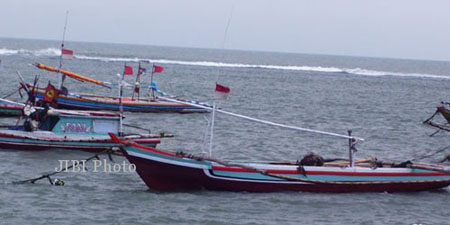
<box><xmin>2</xmin><ymin>47</ymin><xmax>449</xmax><ymax>79</ymax></box>
<box><xmin>75</xmin><ymin>55</ymin><xmax>450</xmax><ymax>80</ymax></box>
<box><xmin>0</xmin><ymin>47</ymin><xmax>60</xmax><ymax>57</ymax></box>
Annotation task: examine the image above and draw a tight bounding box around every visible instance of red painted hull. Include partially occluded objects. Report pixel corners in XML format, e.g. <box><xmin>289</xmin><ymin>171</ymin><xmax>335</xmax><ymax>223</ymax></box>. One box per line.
<box><xmin>124</xmin><ymin>153</ymin><xmax>450</xmax><ymax>193</ymax></box>
<box><xmin>0</xmin><ymin>105</ymin><xmax>22</xmax><ymax>117</ymax></box>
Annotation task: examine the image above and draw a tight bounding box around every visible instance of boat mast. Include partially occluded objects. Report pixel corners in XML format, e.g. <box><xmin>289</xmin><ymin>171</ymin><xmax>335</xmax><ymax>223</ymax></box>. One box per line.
<box><xmin>132</xmin><ymin>61</ymin><xmax>142</xmax><ymax>100</ymax></box>
<box><xmin>348</xmin><ymin>130</ymin><xmax>357</xmax><ymax>167</ymax></box>
<box><xmin>58</xmin><ymin>11</ymin><xmax>69</xmax><ymax>89</ymax></box>
<box><xmin>208</xmin><ymin>100</ymin><xmax>217</xmax><ymax>157</ymax></box>
<box><xmin>118</xmin><ymin>64</ymin><xmax>127</xmax><ymax>136</ymax></box>
<box><xmin>118</xmin><ymin>73</ymin><xmax>123</xmax><ymax>136</ymax></box>
<box><xmin>150</xmin><ymin>64</ymin><xmax>156</xmax><ymax>100</ymax></box>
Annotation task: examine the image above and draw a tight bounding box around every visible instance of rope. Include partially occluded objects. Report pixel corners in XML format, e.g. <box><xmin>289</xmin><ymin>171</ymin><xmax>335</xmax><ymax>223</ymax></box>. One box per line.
<box><xmin>410</xmin><ymin>143</ymin><xmax>450</xmax><ymax>161</ymax></box>
<box><xmin>123</xmin><ymin>123</ymin><xmax>151</xmax><ymax>133</ymax></box>
<box><xmin>1</xmin><ymin>87</ymin><xmax>22</xmax><ymax>99</ymax></box>
<box><xmin>13</xmin><ymin>149</ymin><xmax>115</xmax><ymax>185</ymax></box>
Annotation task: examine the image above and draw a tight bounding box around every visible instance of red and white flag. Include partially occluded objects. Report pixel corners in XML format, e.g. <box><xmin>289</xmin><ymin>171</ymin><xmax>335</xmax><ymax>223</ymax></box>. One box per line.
<box><xmin>214</xmin><ymin>83</ymin><xmax>230</xmax><ymax>100</ymax></box>
<box><xmin>61</xmin><ymin>48</ymin><xmax>73</xmax><ymax>59</ymax></box>
<box><xmin>123</xmin><ymin>65</ymin><xmax>133</xmax><ymax>75</ymax></box>
<box><xmin>153</xmin><ymin>65</ymin><xmax>164</xmax><ymax>73</ymax></box>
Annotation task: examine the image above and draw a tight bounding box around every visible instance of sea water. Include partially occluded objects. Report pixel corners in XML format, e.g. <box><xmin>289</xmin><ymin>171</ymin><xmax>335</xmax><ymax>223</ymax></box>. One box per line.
<box><xmin>0</xmin><ymin>37</ymin><xmax>449</xmax><ymax>224</ymax></box>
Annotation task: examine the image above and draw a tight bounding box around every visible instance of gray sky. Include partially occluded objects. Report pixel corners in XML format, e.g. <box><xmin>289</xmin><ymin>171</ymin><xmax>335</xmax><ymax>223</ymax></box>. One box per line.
<box><xmin>1</xmin><ymin>0</ymin><xmax>450</xmax><ymax>61</ymax></box>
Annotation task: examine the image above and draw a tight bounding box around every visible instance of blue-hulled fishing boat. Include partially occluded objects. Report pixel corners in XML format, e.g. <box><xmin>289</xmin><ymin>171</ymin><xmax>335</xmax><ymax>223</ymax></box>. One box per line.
<box><xmin>0</xmin><ymin>106</ymin><xmax>170</xmax><ymax>152</ymax></box>
<box><xmin>31</xmin><ymin>63</ymin><xmax>211</xmax><ymax>113</ymax></box>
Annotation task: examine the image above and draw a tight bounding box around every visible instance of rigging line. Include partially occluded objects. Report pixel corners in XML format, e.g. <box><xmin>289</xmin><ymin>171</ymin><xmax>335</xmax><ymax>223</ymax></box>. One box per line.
<box><xmin>158</xmin><ymin>96</ymin><xmax>364</xmax><ymax>141</ymax></box>
<box><xmin>59</xmin><ymin>11</ymin><xmax>69</xmax><ymax>89</ymax></box>
<box><xmin>411</xmin><ymin>143</ymin><xmax>450</xmax><ymax>161</ymax></box>
<box><xmin>13</xmin><ymin>150</ymin><xmax>112</xmax><ymax>185</ymax></box>
<box><xmin>215</xmin><ymin>4</ymin><xmax>235</xmax><ymax>84</ymax></box>
<box><xmin>59</xmin><ymin>11</ymin><xmax>69</xmax><ymax>70</ymax></box>
<box><xmin>221</xmin><ymin>4</ymin><xmax>235</xmax><ymax>49</ymax></box>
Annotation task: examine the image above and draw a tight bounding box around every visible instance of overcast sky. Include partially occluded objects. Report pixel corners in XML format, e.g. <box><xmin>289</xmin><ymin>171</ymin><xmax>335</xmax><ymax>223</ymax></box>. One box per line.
<box><xmin>1</xmin><ymin>0</ymin><xmax>450</xmax><ymax>61</ymax></box>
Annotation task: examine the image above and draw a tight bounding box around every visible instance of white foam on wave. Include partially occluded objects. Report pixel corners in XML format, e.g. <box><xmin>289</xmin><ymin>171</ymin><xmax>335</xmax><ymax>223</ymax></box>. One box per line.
<box><xmin>0</xmin><ymin>48</ymin><xmax>61</xmax><ymax>57</ymax></box>
<box><xmin>76</xmin><ymin>55</ymin><xmax>450</xmax><ymax>80</ymax></box>
<box><xmin>2</xmin><ymin>47</ymin><xmax>449</xmax><ymax>80</ymax></box>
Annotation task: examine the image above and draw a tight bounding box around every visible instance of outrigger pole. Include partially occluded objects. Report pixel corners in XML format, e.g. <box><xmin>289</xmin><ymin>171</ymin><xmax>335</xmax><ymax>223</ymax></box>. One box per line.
<box><xmin>118</xmin><ymin>71</ymin><xmax>124</xmax><ymax>136</ymax></box>
<box><xmin>158</xmin><ymin>96</ymin><xmax>364</xmax><ymax>141</ymax></box>
<box><xmin>58</xmin><ymin>11</ymin><xmax>69</xmax><ymax>89</ymax></box>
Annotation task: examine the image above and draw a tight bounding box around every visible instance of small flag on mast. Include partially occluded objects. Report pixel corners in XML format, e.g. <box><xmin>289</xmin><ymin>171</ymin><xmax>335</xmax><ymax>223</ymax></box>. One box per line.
<box><xmin>153</xmin><ymin>65</ymin><xmax>164</xmax><ymax>73</ymax></box>
<box><xmin>123</xmin><ymin>65</ymin><xmax>133</xmax><ymax>75</ymax></box>
<box><xmin>61</xmin><ymin>48</ymin><xmax>73</xmax><ymax>59</ymax></box>
<box><xmin>214</xmin><ymin>83</ymin><xmax>230</xmax><ymax>100</ymax></box>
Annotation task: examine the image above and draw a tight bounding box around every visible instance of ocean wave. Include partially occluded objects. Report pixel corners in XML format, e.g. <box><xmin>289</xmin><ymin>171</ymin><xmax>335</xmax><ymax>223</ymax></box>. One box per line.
<box><xmin>76</xmin><ymin>55</ymin><xmax>450</xmax><ymax>79</ymax></box>
<box><xmin>2</xmin><ymin>47</ymin><xmax>449</xmax><ymax>79</ymax></box>
<box><xmin>0</xmin><ymin>47</ymin><xmax>61</xmax><ymax>57</ymax></box>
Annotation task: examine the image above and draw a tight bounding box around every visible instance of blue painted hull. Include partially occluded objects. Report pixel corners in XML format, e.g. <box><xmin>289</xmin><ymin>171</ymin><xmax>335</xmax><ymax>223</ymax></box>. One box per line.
<box><xmin>33</xmin><ymin>91</ymin><xmax>209</xmax><ymax>113</ymax></box>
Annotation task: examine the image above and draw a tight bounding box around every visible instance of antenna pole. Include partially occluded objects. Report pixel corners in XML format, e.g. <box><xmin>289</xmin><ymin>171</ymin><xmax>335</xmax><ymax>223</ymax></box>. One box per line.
<box><xmin>59</xmin><ymin>11</ymin><xmax>69</xmax><ymax>89</ymax></box>
<box><xmin>221</xmin><ymin>4</ymin><xmax>234</xmax><ymax>49</ymax></box>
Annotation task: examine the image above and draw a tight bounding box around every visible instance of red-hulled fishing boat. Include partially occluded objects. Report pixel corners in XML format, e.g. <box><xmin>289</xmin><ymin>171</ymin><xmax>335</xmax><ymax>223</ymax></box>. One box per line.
<box><xmin>109</xmin><ymin>84</ymin><xmax>450</xmax><ymax>193</ymax></box>
<box><xmin>111</xmin><ymin>133</ymin><xmax>450</xmax><ymax>193</ymax></box>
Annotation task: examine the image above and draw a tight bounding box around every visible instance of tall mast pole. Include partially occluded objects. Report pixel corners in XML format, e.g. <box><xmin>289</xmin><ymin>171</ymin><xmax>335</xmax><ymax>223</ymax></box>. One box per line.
<box><xmin>59</xmin><ymin>11</ymin><xmax>69</xmax><ymax>89</ymax></box>
<box><xmin>208</xmin><ymin>100</ymin><xmax>217</xmax><ymax>157</ymax></box>
<box><xmin>118</xmin><ymin>69</ymin><xmax>124</xmax><ymax>136</ymax></box>
<box><xmin>132</xmin><ymin>61</ymin><xmax>142</xmax><ymax>100</ymax></box>
<box><xmin>150</xmin><ymin>64</ymin><xmax>155</xmax><ymax>100</ymax></box>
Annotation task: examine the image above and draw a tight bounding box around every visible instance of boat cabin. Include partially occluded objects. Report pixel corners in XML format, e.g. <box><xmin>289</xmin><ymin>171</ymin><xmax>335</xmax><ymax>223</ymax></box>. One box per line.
<box><xmin>25</xmin><ymin>107</ymin><xmax>120</xmax><ymax>135</ymax></box>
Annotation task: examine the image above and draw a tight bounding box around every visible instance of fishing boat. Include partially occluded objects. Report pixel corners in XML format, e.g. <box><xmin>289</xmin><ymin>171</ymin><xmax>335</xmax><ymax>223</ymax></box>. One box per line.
<box><xmin>31</xmin><ymin>63</ymin><xmax>211</xmax><ymax>113</ymax></box>
<box><xmin>0</xmin><ymin>105</ymin><xmax>170</xmax><ymax>152</ymax></box>
<box><xmin>111</xmin><ymin>134</ymin><xmax>450</xmax><ymax>193</ymax></box>
<box><xmin>109</xmin><ymin>84</ymin><xmax>450</xmax><ymax>193</ymax></box>
<box><xmin>0</xmin><ymin>98</ymin><xmax>23</xmax><ymax>117</ymax></box>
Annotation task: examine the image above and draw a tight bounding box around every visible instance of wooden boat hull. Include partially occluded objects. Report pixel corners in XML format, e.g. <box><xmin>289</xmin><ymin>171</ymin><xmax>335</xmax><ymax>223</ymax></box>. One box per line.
<box><xmin>0</xmin><ymin>105</ymin><xmax>22</xmax><ymax>117</ymax></box>
<box><xmin>118</xmin><ymin>140</ymin><xmax>450</xmax><ymax>193</ymax></box>
<box><xmin>437</xmin><ymin>105</ymin><xmax>450</xmax><ymax>123</ymax></box>
<box><xmin>0</xmin><ymin>132</ymin><xmax>160</xmax><ymax>152</ymax></box>
<box><xmin>33</xmin><ymin>90</ymin><xmax>210</xmax><ymax>113</ymax></box>
<box><xmin>0</xmin><ymin>98</ymin><xmax>23</xmax><ymax>117</ymax></box>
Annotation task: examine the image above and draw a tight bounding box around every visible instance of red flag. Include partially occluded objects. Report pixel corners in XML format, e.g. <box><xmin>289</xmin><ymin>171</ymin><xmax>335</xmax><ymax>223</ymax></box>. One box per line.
<box><xmin>153</xmin><ymin>65</ymin><xmax>164</xmax><ymax>73</ymax></box>
<box><xmin>123</xmin><ymin>65</ymin><xmax>133</xmax><ymax>75</ymax></box>
<box><xmin>61</xmin><ymin>48</ymin><xmax>73</xmax><ymax>59</ymax></box>
<box><xmin>43</xmin><ymin>82</ymin><xmax>59</xmax><ymax>103</ymax></box>
<box><xmin>214</xmin><ymin>83</ymin><xmax>230</xmax><ymax>100</ymax></box>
